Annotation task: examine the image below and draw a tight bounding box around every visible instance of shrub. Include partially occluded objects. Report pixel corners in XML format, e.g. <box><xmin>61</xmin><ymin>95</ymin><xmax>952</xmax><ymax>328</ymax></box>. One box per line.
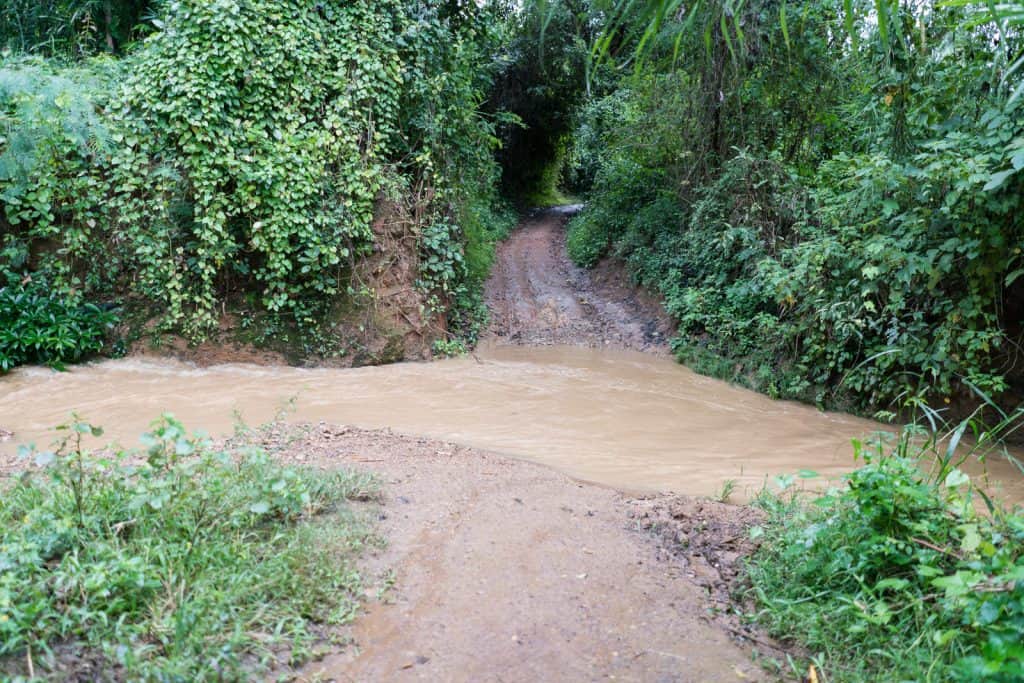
<box><xmin>107</xmin><ymin>0</ymin><xmax>407</xmax><ymax>338</ymax></box>
<box><xmin>0</xmin><ymin>257</ymin><xmax>117</xmax><ymax>372</ymax></box>
<box><xmin>0</xmin><ymin>57</ymin><xmax>119</xmax><ymax>290</ymax></box>
<box><xmin>746</xmin><ymin>412</ymin><xmax>1024</xmax><ymax>682</ymax></box>
<box><xmin>566</xmin><ymin>213</ymin><xmax>612</xmax><ymax>267</ymax></box>
<box><xmin>1</xmin><ymin>2</ymin><xmax>512</xmax><ymax>354</ymax></box>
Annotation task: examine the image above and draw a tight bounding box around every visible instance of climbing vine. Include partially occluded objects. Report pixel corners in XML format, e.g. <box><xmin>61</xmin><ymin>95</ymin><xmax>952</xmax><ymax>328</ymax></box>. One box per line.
<box><xmin>0</xmin><ymin>0</ymin><xmax>512</xmax><ymax>359</ymax></box>
<box><xmin>109</xmin><ymin>0</ymin><xmax>406</xmax><ymax>337</ymax></box>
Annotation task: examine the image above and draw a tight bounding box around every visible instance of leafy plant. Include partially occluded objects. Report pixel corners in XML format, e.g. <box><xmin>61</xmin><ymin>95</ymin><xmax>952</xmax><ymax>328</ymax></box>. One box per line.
<box><xmin>107</xmin><ymin>0</ymin><xmax>407</xmax><ymax>338</ymax></box>
<box><xmin>0</xmin><ymin>414</ymin><xmax>377</xmax><ymax>680</ymax></box>
<box><xmin>0</xmin><ymin>0</ymin><xmax>157</xmax><ymax>57</ymax></box>
<box><xmin>0</xmin><ymin>256</ymin><xmax>116</xmax><ymax>372</ymax></box>
<box><xmin>1</xmin><ymin>1</ymin><xmax>515</xmax><ymax>357</ymax></box>
<box><xmin>746</xmin><ymin>407</ymin><xmax>1024</xmax><ymax>682</ymax></box>
<box><xmin>557</xmin><ymin>0</ymin><xmax>1024</xmax><ymax>413</ymax></box>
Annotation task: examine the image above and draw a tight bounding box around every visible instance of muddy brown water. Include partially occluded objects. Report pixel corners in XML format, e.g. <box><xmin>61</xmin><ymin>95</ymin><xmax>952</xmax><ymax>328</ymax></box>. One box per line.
<box><xmin>3</xmin><ymin>342</ymin><xmax>1023</xmax><ymax>504</ymax></box>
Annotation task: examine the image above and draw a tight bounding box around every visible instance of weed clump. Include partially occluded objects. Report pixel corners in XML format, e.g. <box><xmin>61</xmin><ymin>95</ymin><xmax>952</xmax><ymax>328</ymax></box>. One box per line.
<box><xmin>0</xmin><ymin>415</ymin><xmax>377</xmax><ymax>680</ymax></box>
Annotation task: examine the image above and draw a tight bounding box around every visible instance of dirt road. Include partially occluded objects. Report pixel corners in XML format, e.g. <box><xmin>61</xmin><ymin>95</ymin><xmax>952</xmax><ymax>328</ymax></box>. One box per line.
<box><xmin>278</xmin><ymin>426</ymin><xmax>766</xmax><ymax>683</ymax></box>
<box><xmin>485</xmin><ymin>208</ymin><xmax>674</xmax><ymax>351</ymax></box>
<box><xmin>0</xmin><ymin>210</ymin><xmax>774</xmax><ymax>681</ymax></box>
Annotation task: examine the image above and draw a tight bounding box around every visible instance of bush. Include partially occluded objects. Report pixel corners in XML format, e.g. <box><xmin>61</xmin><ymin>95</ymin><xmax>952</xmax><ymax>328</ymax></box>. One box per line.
<box><xmin>566</xmin><ymin>213</ymin><xmax>612</xmax><ymax>267</ymax></box>
<box><xmin>0</xmin><ymin>258</ymin><xmax>117</xmax><ymax>372</ymax></box>
<box><xmin>746</xmin><ymin>413</ymin><xmax>1024</xmax><ymax>682</ymax></box>
<box><xmin>106</xmin><ymin>0</ymin><xmax>407</xmax><ymax>337</ymax></box>
<box><xmin>0</xmin><ymin>57</ymin><xmax>119</xmax><ymax>291</ymax></box>
<box><xmin>0</xmin><ymin>415</ymin><xmax>377</xmax><ymax>680</ymax></box>
<box><xmin>560</xmin><ymin>2</ymin><xmax>1024</xmax><ymax>413</ymax></box>
<box><xmin>1</xmin><ymin>2</ymin><xmax>512</xmax><ymax>354</ymax></box>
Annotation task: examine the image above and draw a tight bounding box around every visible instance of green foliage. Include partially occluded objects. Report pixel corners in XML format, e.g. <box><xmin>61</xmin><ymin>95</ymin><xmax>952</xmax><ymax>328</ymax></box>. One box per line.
<box><xmin>0</xmin><ymin>57</ymin><xmax>119</xmax><ymax>289</ymax></box>
<box><xmin>0</xmin><ymin>1</ymin><xmax>156</xmax><ymax>57</ymax></box>
<box><xmin>0</xmin><ymin>415</ymin><xmax>376</xmax><ymax>680</ymax></box>
<box><xmin>561</xmin><ymin>0</ymin><xmax>1024</xmax><ymax>411</ymax></box>
<box><xmin>491</xmin><ymin>0</ymin><xmax>589</xmax><ymax>201</ymax></box>
<box><xmin>771</xmin><ymin>122</ymin><xmax>1024</xmax><ymax>405</ymax></box>
<box><xmin>566</xmin><ymin>210</ymin><xmax>612</xmax><ymax>267</ymax></box>
<box><xmin>397</xmin><ymin>2</ymin><xmax>516</xmax><ymax>344</ymax></box>
<box><xmin>0</xmin><ymin>248</ymin><xmax>117</xmax><ymax>372</ymax></box>
<box><xmin>746</xmin><ymin>410</ymin><xmax>1024</xmax><ymax>682</ymax></box>
<box><xmin>1</xmin><ymin>1</ymin><xmax>514</xmax><ymax>358</ymax></box>
<box><xmin>109</xmin><ymin>0</ymin><xmax>406</xmax><ymax>338</ymax></box>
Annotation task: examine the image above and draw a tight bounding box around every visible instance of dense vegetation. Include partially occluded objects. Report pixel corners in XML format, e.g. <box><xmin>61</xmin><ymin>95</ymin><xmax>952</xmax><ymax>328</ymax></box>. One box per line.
<box><xmin>539</xmin><ymin>0</ymin><xmax>1024</xmax><ymax>414</ymax></box>
<box><xmin>4</xmin><ymin>2</ymin><xmax>1024</xmax><ymax>679</ymax></box>
<box><xmin>9</xmin><ymin>0</ymin><xmax>1018</xmax><ymax>413</ymax></box>
<box><xmin>1</xmin><ymin>0</ymin><xmax>514</xmax><ymax>367</ymax></box>
<box><xmin>747</xmin><ymin>407</ymin><xmax>1024</xmax><ymax>681</ymax></box>
<box><xmin>0</xmin><ymin>415</ymin><xmax>377</xmax><ymax>679</ymax></box>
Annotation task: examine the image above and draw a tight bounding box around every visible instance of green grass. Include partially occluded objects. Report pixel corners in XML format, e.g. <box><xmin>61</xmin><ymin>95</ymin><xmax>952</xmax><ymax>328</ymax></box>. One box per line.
<box><xmin>743</xmin><ymin>410</ymin><xmax>1024</xmax><ymax>682</ymax></box>
<box><xmin>0</xmin><ymin>415</ymin><xmax>378</xmax><ymax>681</ymax></box>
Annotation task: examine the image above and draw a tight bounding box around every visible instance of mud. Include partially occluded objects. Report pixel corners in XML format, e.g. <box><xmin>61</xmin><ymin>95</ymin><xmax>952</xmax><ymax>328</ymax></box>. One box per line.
<box><xmin>3</xmin><ymin>208</ymin><xmax>1023</xmax><ymax>682</ymax></box>
<box><xmin>485</xmin><ymin>209</ymin><xmax>674</xmax><ymax>352</ymax></box>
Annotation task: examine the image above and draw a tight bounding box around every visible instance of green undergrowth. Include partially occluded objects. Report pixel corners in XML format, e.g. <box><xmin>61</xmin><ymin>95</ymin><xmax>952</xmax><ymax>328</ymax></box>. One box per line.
<box><xmin>745</xmin><ymin>408</ymin><xmax>1024</xmax><ymax>682</ymax></box>
<box><xmin>1</xmin><ymin>1</ymin><xmax>513</xmax><ymax>370</ymax></box>
<box><xmin>0</xmin><ymin>415</ymin><xmax>378</xmax><ymax>681</ymax></box>
<box><xmin>0</xmin><ymin>257</ymin><xmax>118</xmax><ymax>372</ymax></box>
<box><xmin>559</xmin><ymin>1</ymin><xmax>1024</xmax><ymax>415</ymax></box>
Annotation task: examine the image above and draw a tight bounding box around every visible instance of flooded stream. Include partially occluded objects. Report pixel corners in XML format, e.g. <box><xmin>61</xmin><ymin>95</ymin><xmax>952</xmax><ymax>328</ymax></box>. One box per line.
<box><xmin>3</xmin><ymin>343</ymin><xmax>1022</xmax><ymax>503</ymax></box>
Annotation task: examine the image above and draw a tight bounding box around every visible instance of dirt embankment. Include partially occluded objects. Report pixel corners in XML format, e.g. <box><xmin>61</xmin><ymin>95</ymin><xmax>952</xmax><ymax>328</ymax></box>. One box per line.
<box><xmin>127</xmin><ymin>197</ymin><xmax>446</xmax><ymax>368</ymax></box>
<box><xmin>484</xmin><ymin>208</ymin><xmax>675</xmax><ymax>352</ymax></box>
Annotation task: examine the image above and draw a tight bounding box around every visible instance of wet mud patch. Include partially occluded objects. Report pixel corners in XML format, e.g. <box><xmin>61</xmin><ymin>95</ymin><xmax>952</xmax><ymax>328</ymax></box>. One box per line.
<box><xmin>627</xmin><ymin>495</ymin><xmax>798</xmax><ymax>663</ymax></box>
<box><xmin>243</xmin><ymin>423</ymin><xmax>773</xmax><ymax>681</ymax></box>
<box><xmin>628</xmin><ymin>496</ymin><xmax>765</xmax><ymax>594</ymax></box>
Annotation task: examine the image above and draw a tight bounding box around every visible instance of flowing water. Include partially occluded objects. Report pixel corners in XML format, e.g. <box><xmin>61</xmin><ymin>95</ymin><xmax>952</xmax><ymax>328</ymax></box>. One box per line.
<box><xmin>2</xmin><ymin>343</ymin><xmax>1022</xmax><ymax>503</ymax></box>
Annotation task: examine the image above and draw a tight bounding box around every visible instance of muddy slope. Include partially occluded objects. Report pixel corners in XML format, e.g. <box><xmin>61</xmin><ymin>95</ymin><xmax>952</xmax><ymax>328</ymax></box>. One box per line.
<box><xmin>127</xmin><ymin>198</ymin><xmax>445</xmax><ymax>368</ymax></box>
<box><xmin>264</xmin><ymin>426</ymin><xmax>767</xmax><ymax>683</ymax></box>
<box><xmin>485</xmin><ymin>209</ymin><xmax>674</xmax><ymax>351</ymax></box>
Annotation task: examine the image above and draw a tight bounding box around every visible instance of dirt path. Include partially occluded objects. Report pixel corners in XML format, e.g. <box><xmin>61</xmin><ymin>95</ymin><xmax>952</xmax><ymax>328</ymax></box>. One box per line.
<box><xmin>283</xmin><ymin>213</ymin><xmax>772</xmax><ymax>681</ymax></box>
<box><xmin>273</xmin><ymin>426</ymin><xmax>767</xmax><ymax>683</ymax></box>
<box><xmin>484</xmin><ymin>208</ymin><xmax>675</xmax><ymax>351</ymax></box>
<box><xmin>1</xmin><ymin>211</ymin><xmax>776</xmax><ymax>681</ymax></box>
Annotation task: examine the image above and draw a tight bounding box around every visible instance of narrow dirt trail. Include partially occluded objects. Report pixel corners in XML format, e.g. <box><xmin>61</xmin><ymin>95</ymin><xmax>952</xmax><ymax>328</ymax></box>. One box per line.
<box><xmin>484</xmin><ymin>208</ymin><xmax>674</xmax><ymax>351</ymax></box>
<box><xmin>292</xmin><ymin>210</ymin><xmax>771</xmax><ymax>682</ymax></box>
<box><xmin>287</xmin><ymin>428</ymin><xmax>765</xmax><ymax>683</ymax></box>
